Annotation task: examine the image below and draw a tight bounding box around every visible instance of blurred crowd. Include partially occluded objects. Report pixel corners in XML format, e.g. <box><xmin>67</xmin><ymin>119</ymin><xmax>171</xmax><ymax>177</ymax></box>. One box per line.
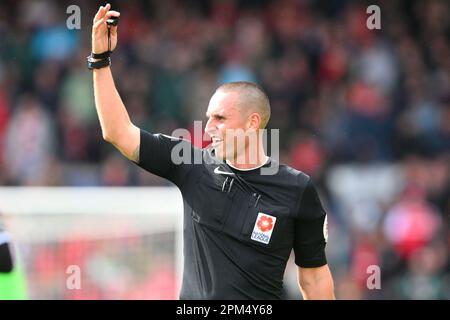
<box><xmin>26</xmin><ymin>233</ymin><xmax>177</xmax><ymax>299</ymax></box>
<box><xmin>0</xmin><ymin>0</ymin><xmax>449</xmax><ymax>299</ymax></box>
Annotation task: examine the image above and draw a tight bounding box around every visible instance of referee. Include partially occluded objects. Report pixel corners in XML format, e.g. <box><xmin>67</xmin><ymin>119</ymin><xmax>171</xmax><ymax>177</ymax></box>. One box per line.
<box><xmin>90</xmin><ymin>4</ymin><xmax>335</xmax><ymax>299</ymax></box>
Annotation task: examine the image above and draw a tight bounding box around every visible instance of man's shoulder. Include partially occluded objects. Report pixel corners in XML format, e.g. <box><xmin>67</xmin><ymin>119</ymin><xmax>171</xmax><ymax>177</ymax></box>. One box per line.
<box><xmin>270</xmin><ymin>160</ymin><xmax>310</xmax><ymax>187</ymax></box>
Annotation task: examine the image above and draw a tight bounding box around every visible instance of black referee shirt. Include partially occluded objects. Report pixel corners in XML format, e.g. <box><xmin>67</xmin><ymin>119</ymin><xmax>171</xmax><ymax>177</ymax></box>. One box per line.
<box><xmin>135</xmin><ymin>130</ymin><xmax>328</xmax><ymax>299</ymax></box>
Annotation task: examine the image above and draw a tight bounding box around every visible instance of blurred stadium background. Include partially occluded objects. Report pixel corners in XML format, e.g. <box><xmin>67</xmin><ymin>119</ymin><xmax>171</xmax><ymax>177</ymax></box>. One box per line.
<box><xmin>0</xmin><ymin>0</ymin><xmax>449</xmax><ymax>299</ymax></box>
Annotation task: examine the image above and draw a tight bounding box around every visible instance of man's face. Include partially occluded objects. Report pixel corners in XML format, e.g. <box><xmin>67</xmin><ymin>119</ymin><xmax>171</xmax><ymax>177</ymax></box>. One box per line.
<box><xmin>205</xmin><ymin>91</ymin><xmax>250</xmax><ymax>161</ymax></box>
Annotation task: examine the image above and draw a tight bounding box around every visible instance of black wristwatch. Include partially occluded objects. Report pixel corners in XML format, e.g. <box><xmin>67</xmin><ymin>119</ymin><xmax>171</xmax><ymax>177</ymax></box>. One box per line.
<box><xmin>87</xmin><ymin>52</ymin><xmax>111</xmax><ymax>70</ymax></box>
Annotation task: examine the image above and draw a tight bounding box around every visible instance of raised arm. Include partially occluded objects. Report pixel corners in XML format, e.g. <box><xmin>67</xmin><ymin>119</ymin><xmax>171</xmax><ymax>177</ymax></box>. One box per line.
<box><xmin>91</xmin><ymin>4</ymin><xmax>140</xmax><ymax>161</ymax></box>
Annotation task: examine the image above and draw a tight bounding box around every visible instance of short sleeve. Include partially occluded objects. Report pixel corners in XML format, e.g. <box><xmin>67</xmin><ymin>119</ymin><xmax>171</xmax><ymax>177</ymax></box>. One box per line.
<box><xmin>293</xmin><ymin>179</ymin><xmax>328</xmax><ymax>268</ymax></box>
<box><xmin>135</xmin><ymin>129</ymin><xmax>194</xmax><ymax>186</ymax></box>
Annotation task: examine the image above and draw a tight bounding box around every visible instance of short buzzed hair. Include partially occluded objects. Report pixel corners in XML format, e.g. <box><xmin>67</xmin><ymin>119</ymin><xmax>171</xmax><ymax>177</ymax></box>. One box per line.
<box><xmin>216</xmin><ymin>81</ymin><xmax>271</xmax><ymax>129</ymax></box>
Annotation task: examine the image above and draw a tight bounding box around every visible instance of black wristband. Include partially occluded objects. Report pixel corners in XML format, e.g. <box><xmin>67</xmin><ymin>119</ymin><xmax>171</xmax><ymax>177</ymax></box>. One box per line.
<box><xmin>87</xmin><ymin>55</ymin><xmax>111</xmax><ymax>70</ymax></box>
<box><xmin>91</xmin><ymin>51</ymin><xmax>111</xmax><ymax>59</ymax></box>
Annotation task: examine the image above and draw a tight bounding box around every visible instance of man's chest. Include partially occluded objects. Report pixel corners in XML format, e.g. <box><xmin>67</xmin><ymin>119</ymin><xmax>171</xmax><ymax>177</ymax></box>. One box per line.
<box><xmin>183</xmin><ymin>164</ymin><xmax>299</xmax><ymax>251</ymax></box>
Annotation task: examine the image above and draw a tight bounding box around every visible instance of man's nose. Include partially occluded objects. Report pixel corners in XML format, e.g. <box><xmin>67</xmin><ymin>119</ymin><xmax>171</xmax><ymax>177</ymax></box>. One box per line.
<box><xmin>205</xmin><ymin>118</ymin><xmax>215</xmax><ymax>135</ymax></box>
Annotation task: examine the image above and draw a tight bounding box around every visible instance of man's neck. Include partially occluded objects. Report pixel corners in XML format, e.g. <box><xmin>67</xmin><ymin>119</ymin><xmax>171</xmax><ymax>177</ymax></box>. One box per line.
<box><xmin>226</xmin><ymin>146</ymin><xmax>269</xmax><ymax>170</ymax></box>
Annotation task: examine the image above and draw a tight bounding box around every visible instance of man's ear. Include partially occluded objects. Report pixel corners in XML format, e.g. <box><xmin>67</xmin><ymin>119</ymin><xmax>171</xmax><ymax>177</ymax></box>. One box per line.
<box><xmin>247</xmin><ymin>112</ymin><xmax>261</xmax><ymax>131</ymax></box>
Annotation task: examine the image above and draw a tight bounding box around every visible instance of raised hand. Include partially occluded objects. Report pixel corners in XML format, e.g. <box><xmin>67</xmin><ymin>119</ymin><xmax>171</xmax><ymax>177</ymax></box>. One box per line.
<box><xmin>91</xmin><ymin>3</ymin><xmax>120</xmax><ymax>54</ymax></box>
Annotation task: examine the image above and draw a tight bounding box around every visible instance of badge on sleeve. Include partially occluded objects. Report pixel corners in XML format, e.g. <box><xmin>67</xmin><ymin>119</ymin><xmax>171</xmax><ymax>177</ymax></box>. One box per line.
<box><xmin>251</xmin><ymin>213</ymin><xmax>276</xmax><ymax>244</ymax></box>
<box><xmin>323</xmin><ymin>214</ymin><xmax>328</xmax><ymax>243</ymax></box>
